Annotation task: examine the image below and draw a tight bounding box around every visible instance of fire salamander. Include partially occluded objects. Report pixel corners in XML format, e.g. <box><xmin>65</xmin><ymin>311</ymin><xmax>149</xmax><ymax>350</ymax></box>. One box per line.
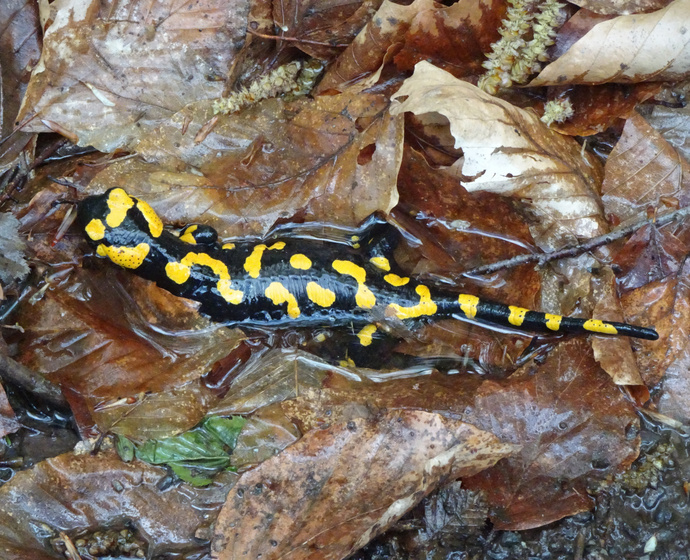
<box><xmin>77</xmin><ymin>188</ymin><xmax>659</xmax><ymax>365</ymax></box>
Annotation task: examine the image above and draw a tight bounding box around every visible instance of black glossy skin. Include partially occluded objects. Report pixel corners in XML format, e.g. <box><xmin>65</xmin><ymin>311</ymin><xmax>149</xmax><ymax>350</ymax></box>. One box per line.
<box><xmin>77</xmin><ymin>188</ymin><xmax>659</xmax><ymax>342</ymax></box>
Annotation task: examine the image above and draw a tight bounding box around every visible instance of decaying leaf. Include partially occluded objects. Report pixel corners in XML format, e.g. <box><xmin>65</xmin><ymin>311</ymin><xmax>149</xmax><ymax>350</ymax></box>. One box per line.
<box><xmin>532</xmin><ymin>0</ymin><xmax>690</xmax><ymax>86</ymax></box>
<box><xmin>211</xmin><ymin>410</ymin><xmax>517</xmax><ymax>560</ymax></box>
<box><xmin>0</xmin><ymin>450</ymin><xmax>236</xmax><ymax>559</ymax></box>
<box><xmin>391</xmin><ymin>62</ymin><xmax>606</xmax><ymax>251</ymax></box>
<box><xmin>0</xmin><ymin>382</ymin><xmax>19</xmax><ymax>438</ymax></box>
<box><xmin>602</xmin><ymin>112</ymin><xmax>690</xmax><ymax>225</ymax></box>
<box><xmin>565</xmin><ymin>0</ymin><xmax>673</xmax><ymax>15</ymax></box>
<box><xmin>0</xmin><ymin>212</ymin><xmax>29</xmax><ymax>282</ymax></box>
<box><xmin>17</xmin><ymin>0</ymin><xmax>248</xmax><ymax>152</ymax></box>
<box><xmin>462</xmin><ymin>339</ymin><xmax>641</xmax><ymax>530</ymax></box>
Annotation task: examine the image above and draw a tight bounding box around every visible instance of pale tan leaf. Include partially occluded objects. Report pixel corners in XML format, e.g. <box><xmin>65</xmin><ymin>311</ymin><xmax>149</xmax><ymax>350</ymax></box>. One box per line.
<box><xmin>391</xmin><ymin>61</ymin><xmax>606</xmax><ymax>251</ymax></box>
<box><xmin>17</xmin><ymin>0</ymin><xmax>247</xmax><ymax>152</ymax></box>
<box><xmin>565</xmin><ymin>0</ymin><xmax>673</xmax><ymax>14</ymax></box>
<box><xmin>602</xmin><ymin>112</ymin><xmax>690</xmax><ymax>225</ymax></box>
<box><xmin>531</xmin><ymin>0</ymin><xmax>690</xmax><ymax>86</ymax></box>
<box><xmin>211</xmin><ymin>410</ymin><xmax>517</xmax><ymax>560</ymax></box>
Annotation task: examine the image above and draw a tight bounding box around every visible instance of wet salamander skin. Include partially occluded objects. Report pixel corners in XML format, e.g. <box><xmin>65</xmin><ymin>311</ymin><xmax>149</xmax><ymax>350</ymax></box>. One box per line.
<box><xmin>77</xmin><ymin>188</ymin><xmax>659</xmax><ymax>344</ymax></box>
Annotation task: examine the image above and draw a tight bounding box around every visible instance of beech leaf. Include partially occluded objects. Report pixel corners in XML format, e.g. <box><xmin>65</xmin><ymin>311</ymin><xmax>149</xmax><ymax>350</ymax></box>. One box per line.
<box><xmin>391</xmin><ymin>62</ymin><xmax>606</xmax><ymax>251</ymax></box>
<box><xmin>531</xmin><ymin>0</ymin><xmax>690</xmax><ymax>86</ymax></box>
<box><xmin>211</xmin><ymin>410</ymin><xmax>517</xmax><ymax>560</ymax></box>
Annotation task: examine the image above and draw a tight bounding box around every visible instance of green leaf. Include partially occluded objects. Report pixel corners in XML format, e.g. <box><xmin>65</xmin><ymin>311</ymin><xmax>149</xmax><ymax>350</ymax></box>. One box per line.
<box><xmin>115</xmin><ymin>435</ymin><xmax>135</xmax><ymax>462</ymax></box>
<box><xmin>203</xmin><ymin>416</ymin><xmax>246</xmax><ymax>449</ymax></box>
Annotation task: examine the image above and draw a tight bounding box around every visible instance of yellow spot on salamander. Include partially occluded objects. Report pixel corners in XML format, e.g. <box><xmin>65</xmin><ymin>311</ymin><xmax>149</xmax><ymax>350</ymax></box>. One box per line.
<box><xmin>545</xmin><ymin>314</ymin><xmax>562</xmax><ymax>331</ymax></box>
<box><xmin>508</xmin><ymin>306</ymin><xmax>528</xmax><ymax>327</ymax></box>
<box><xmin>265</xmin><ymin>282</ymin><xmax>301</xmax><ymax>318</ymax></box>
<box><xmin>388</xmin><ymin>285</ymin><xmax>437</xmax><ymax>319</ymax></box>
<box><xmin>85</xmin><ymin>219</ymin><xmax>105</xmax><ymax>240</ymax></box>
<box><xmin>179</xmin><ymin>225</ymin><xmax>198</xmax><ymax>244</ymax></box>
<box><xmin>332</xmin><ymin>260</ymin><xmax>376</xmax><ymax>309</ymax></box>
<box><xmin>97</xmin><ymin>243</ymin><xmax>150</xmax><ymax>269</ymax></box>
<box><xmin>339</xmin><ymin>357</ymin><xmax>356</xmax><ymax>368</ymax></box>
<box><xmin>314</xmin><ymin>333</ymin><xmax>327</xmax><ymax>343</ymax></box>
<box><xmin>384</xmin><ymin>273</ymin><xmax>409</xmax><ymax>287</ymax></box>
<box><xmin>136</xmin><ymin>199</ymin><xmax>163</xmax><ymax>237</ymax></box>
<box><xmin>105</xmin><ymin>188</ymin><xmax>135</xmax><ymax>228</ymax></box>
<box><xmin>165</xmin><ymin>252</ymin><xmax>243</xmax><ymax>304</ymax></box>
<box><xmin>458</xmin><ymin>294</ymin><xmax>479</xmax><ymax>319</ymax></box>
<box><xmin>306</xmin><ymin>281</ymin><xmax>336</xmax><ymax>307</ymax></box>
<box><xmin>357</xmin><ymin>324</ymin><xmax>377</xmax><ymax>347</ymax></box>
<box><xmin>244</xmin><ymin>243</ymin><xmax>285</xmax><ymax>278</ymax></box>
<box><xmin>222</xmin><ymin>243</ymin><xmax>236</xmax><ymax>250</ymax></box>
<box><xmin>583</xmin><ymin>319</ymin><xmax>618</xmax><ymax>335</ymax></box>
<box><xmin>290</xmin><ymin>254</ymin><xmax>312</xmax><ymax>270</ymax></box>
<box><xmin>370</xmin><ymin>257</ymin><xmax>390</xmax><ymax>271</ymax></box>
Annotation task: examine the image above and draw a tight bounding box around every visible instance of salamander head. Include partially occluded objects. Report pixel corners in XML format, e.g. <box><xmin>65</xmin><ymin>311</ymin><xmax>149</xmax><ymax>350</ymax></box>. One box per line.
<box><xmin>77</xmin><ymin>187</ymin><xmax>164</xmax><ymax>270</ymax></box>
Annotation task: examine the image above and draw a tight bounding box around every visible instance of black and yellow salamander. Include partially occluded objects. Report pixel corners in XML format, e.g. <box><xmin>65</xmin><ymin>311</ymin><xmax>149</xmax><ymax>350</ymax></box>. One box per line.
<box><xmin>77</xmin><ymin>188</ymin><xmax>658</xmax><ymax>359</ymax></box>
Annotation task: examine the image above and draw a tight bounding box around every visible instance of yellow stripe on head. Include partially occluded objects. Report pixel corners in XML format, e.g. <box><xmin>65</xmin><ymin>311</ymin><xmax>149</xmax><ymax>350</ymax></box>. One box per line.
<box><xmin>583</xmin><ymin>319</ymin><xmax>618</xmax><ymax>335</ymax></box>
<box><xmin>105</xmin><ymin>188</ymin><xmax>134</xmax><ymax>228</ymax></box>
<box><xmin>85</xmin><ymin>219</ymin><xmax>105</xmax><ymax>240</ymax></box>
<box><xmin>179</xmin><ymin>225</ymin><xmax>198</xmax><ymax>244</ymax></box>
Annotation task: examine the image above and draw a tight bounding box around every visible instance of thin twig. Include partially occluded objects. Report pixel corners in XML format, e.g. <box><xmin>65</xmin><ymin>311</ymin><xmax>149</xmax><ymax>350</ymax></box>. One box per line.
<box><xmin>247</xmin><ymin>27</ymin><xmax>348</xmax><ymax>47</ymax></box>
<box><xmin>0</xmin><ymin>353</ymin><xmax>69</xmax><ymax>409</ymax></box>
<box><xmin>464</xmin><ymin>205</ymin><xmax>690</xmax><ymax>276</ymax></box>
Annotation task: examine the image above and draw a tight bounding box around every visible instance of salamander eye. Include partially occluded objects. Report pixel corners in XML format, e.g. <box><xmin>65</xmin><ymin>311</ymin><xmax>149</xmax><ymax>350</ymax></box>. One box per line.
<box><xmin>179</xmin><ymin>224</ymin><xmax>218</xmax><ymax>245</ymax></box>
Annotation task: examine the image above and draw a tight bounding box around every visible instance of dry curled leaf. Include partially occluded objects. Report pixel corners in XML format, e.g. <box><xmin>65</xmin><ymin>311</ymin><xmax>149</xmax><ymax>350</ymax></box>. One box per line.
<box><xmin>211</xmin><ymin>410</ymin><xmax>517</xmax><ymax>560</ymax></box>
<box><xmin>391</xmin><ymin>62</ymin><xmax>606</xmax><ymax>251</ymax></box>
<box><xmin>532</xmin><ymin>0</ymin><xmax>690</xmax><ymax>86</ymax></box>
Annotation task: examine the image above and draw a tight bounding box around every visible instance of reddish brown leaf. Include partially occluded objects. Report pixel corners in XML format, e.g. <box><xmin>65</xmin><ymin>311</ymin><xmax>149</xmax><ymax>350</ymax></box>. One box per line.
<box><xmin>0</xmin><ymin>450</ymin><xmax>236</xmax><ymax>559</ymax></box>
<box><xmin>461</xmin><ymin>339</ymin><xmax>640</xmax><ymax>530</ymax></box>
<box><xmin>211</xmin><ymin>410</ymin><xmax>516</xmax><ymax>560</ymax></box>
<box><xmin>0</xmin><ymin>382</ymin><xmax>19</xmax><ymax>438</ymax></box>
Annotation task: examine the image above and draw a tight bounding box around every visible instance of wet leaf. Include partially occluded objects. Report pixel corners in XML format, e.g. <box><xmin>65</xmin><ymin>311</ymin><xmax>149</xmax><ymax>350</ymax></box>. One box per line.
<box><xmin>0</xmin><ymin>212</ymin><xmax>29</xmax><ymax>282</ymax></box>
<box><xmin>0</xmin><ymin>382</ymin><xmax>19</xmax><ymax>438</ymax></box>
<box><xmin>391</xmin><ymin>62</ymin><xmax>606</xmax><ymax>251</ymax></box>
<box><xmin>602</xmin><ymin>113</ymin><xmax>690</xmax><ymax>225</ymax></box>
<box><xmin>18</xmin><ymin>0</ymin><xmax>248</xmax><ymax>152</ymax></box>
<box><xmin>461</xmin><ymin>339</ymin><xmax>640</xmax><ymax>530</ymax></box>
<box><xmin>532</xmin><ymin>0</ymin><xmax>690</xmax><ymax>86</ymax></box>
<box><xmin>0</xmin><ymin>450</ymin><xmax>236</xmax><ymax>559</ymax></box>
<box><xmin>566</xmin><ymin>0</ymin><xmax>673</xmax><ymax>14</ymax></box>
<box><xmin>211</xmin><ymin>410</ymin><xmax>517</xmax><ymax>560</ymax></box>
<box><xmin>136</xmin><ymin>416</ymin><xmax>246</xmax><ymax>486</ymax></box>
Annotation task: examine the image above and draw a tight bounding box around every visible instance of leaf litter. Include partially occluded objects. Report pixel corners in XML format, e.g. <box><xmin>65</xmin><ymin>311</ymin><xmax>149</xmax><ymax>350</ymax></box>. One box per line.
<box><xmin>1</xmin><ymin>0</ymin><xmax>690</xmax><ymax>557</ymax></box>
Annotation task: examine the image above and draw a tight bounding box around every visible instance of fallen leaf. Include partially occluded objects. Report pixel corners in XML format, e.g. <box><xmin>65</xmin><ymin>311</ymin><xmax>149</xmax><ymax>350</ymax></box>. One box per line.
<box><xmin>602</xmin><ymin>112</ymin><xmax>690</xmax><ymax>225</ymax></box>
<box><xmin>565</xmin><ymin>0</ymin><xmax>673</xmax><ymax>14</ymax></box>
<box><xmin>17</xmin><ymin>0</ymin><xmax>248</xmax><ymax>152</ymax></box>
<box><xmin>391</xmin><ymin>62</ymin><xmax>606</xmax><ymax>252</ymax></box>
<box><xmin>531</xmin><ymin>0</ymin><xmax>690</xmax><ymax>86</ymax></box>
<box><xmin>461</xmin><ymin>339</ymin><xmax>640</xmax><ymax>530</ymax></box>
<box><xmin>211</xmin><ymin>410</ymin><xmax>517</xmax><ymax>560</ymax></box>
<box><xmin>646</xmin><ymin>103</ymin><xmax>690</xmax><ymax>163</ymax></box>
<box><xmin>0</xmin><ymin>450</ymin><xmax>236</xmax><ymax>559</ymax></box>
<box><xmin>0</xmin><ymin>382</ymin><xmax>19</xmax><ymax>438</ymax></box>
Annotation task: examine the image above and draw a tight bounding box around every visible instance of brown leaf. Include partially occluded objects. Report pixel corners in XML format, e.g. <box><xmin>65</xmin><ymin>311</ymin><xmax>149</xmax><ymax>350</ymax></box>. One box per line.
<box><xmin>565</xmin><ymin>0</ymin><xmax>673</xmax><ymax>15</ymax></box>
<box><xmin>602</xmin><ymin>112</ymin><xmax>690</xmax><ymax>225</ymax></box>
<box><xmin>211</xmin><ymin>410</ymin><xmax>516</xmax><ymax>560</ymax></box>
<box><xmin>589</xmin><ymin>267</ymin><xmax>645</xmax><ymax>387</ymax></box>
<box><xmin>0</xmin><ymin>450</ymin><xmax>236</xmax><ymax>559</ymax></box>
<box><xmin>461</xmin><ymin>339</ymin><xmax>640</xmax><ymax>530</ymax></box>
<box><xmin>391</xmin><ymin>62</ymin><xmax>606</xmax><ymax>252</ymax></box>
<box><xmin>621</xmin><ymin>257</ymin><xmax>690</xmax><ymax>388</ymax></box>
<box><xmin>117</xmin><ymin>91</ymin><xmax>402</xmax><ymax>236</ymax></box>
<box><xmin>531</xmin><ymin>0</ymin><xmax>690</xmax><ymax>86</ymax></box>
<box><xmin>316</xmin><ymin>0</ymin><xmax>436</xmax><ymax>94</ymax></box>
<box><xmin>393</xmin><ymin>0</ymin><xmax>504</xmax><ymax>79</ymax></box>
<box><xmin>275</xmin><ymin>0</ymin><xmax>383</xmax><ymax>60</ymax></box>
<box><xmin>13</xmin><ymin>268</ymin><xmax>240</xmax><ymax>440</ymax></box>
<box><xmin>18</xmin><ymin>0</ymin><xmax>248</xmax><ymax>152</ymax></box>
<box><xmin>0</xmin><ymin>382</ymin><xmax>19</xmax><ymax>438</ymax></box>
